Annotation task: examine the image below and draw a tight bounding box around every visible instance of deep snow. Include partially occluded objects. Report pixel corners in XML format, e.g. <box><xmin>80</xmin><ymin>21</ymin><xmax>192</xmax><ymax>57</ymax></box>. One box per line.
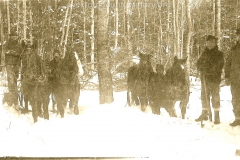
<box><xmin>0</xmin><ymin>78</ymin><xmax>240</xmax><ymax>159</ymax></box>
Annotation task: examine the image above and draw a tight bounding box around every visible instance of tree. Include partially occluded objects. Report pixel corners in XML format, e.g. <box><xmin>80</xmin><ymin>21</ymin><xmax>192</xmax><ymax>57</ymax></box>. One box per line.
<box><xmin>215</xmin><ymin>0</ymin><xmax>221</xmax><ymax>48</ymax></box>
<box><xmin>97</xmin><ymin>0</ymin><xmax>114</xmax><ymax>104</ymax></box>
<box><xmin>90</xmin><ymin>0</ymin><xmax>95</xmax><ymax>71</ymax></box>
<box><xmin>184</xmin><ymin>0</ymin><xmax>192</xmax><ymax>80</ymax></box>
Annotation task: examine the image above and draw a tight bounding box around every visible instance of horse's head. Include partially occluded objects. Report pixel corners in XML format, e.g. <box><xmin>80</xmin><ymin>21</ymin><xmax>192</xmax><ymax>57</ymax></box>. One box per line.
<box><xmin>156</xmin><ymin>64</ymin><xmax>164</xmax><ymax>75</ymax></box>
<box><xmin>138</xmin><ymin>53</ymin><xmax>154</xmax><ymax>82</ymax></box>
<box><xmin>172</xmin><ymin>56</ymin><xmax>188</xmax><ymax>71</ymax></box>
<box><xmin>166</xmin><ymin>56</ymin><xmax>188</xmax><ymax>86</ymax></box>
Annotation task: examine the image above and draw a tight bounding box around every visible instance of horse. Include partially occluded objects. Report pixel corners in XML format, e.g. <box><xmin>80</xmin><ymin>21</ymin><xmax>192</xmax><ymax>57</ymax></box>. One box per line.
<box><xmin>148</xmin><ymin>64</ymin><xmax>167</xmax><ymax>115</ymax></box>
<box><xmin>148</xmin><ymin>56</ymin><xmax>189</xmax><ymax>118</ymax></box>
<box><xmin>127</xmin><ymin>53</ymin><xmax>154</xmax><ymax>111</ymax></box>
<box><xmin>53</xmin><ymin>47</ymin><xmax>82</xmax><ymax>118</ymax></box>
<box><xmin>21</xmin><ymin>46</ymin><xmax>51</xmax><ymax>123</ymax></box>
<box><xmin>164</xmin><ymin>56</ymin><xmax>190</xmax><ymax>118</ymax></box>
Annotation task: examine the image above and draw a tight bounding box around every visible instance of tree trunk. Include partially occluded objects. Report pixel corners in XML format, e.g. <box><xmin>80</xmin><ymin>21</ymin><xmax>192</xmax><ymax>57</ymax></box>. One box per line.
<box><xmin>17</xmin><ymin>0</ymin><xmax>20</xmax><ymax>34</ymax></box>
<box><xmin>0</xmin><ymin>6</ymin><xmax>4</xmax><ymax>66</ymax></box>
<box><xmin>83</xmin><ymin>0</ymin><xmax>86</xmax><ymax>63</ymax></box>
<box><xmin>126</xmin><ymin>0</ymin><xmax>132</xmax><ymax>66</ymax></box>
<box><xmin>184</xmin><ymin>0</ymin><xmax>192</xmax><ymax>80</ymax></box>
<box><xmin>60</xmin><ymin>1</ymin><xmax>69</xmax><ymax>47</ymax></box>
<box><xmin>173</xmin><ymin>0</ymin><xmax>177</xmax><ymax>56</ymax></box>
<box><xmin>90</xmin><ymin>0</ymin><xmax>95</xmax><ymax>71</ymax></box>
<box><xmin>23</xmin><ymin>0</ymin><xmax>27</xmax><ymax>41</ymax></box>
<box><xmin>63</xmin><ymin>0</ymin><xmax>73</xmax><ymax>57</ymax></box>
<box><xmin>176</xmin><ymin>0</ymin><xmax>180</xmax><ymax>57</ymax></box>
<box><xmin>143</xmin><ymin>0</ymin><xmax>146</xmax><ymax>49</ymax></box>
<box><xmin>29</xmin><ymin>2</ymin><xmax>33</xmax><ymax>44</ymax></box>
<box><xmin>7</xmin><ymin>0</ymin><xmax>10</xmax><ymax>36</ymax></box>
<box><xmin>114</xmin><ymin>0</ymin><xmax>118</xmax><ymax>50</ymax></box>
<box><xmin>215</xmin><ymin>0</ymin><xmax>221</xmax><ymax>49</ymax></box>
<box><xmin>157</xmin><ymin>0</ymin><xmax>163</xmax><ymax>63</ymax></box>
<box><xmin>97</xmin><ymin>0</ymin><xmax>114</xmax><ymax>104</ymax></box>
<box><xmin>212</xmin><ymin>0</ymin><xmax>215</xmax><ymax>35</ymax></box>
<box><xmin>180</xmin><ymin>2</ymin><xmax>184</xmax><ymax>58</ymax></box>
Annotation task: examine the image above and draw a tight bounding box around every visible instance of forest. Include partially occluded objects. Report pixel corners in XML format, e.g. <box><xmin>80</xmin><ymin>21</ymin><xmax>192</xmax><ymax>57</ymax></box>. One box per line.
<box><xmin>0</xmin><ymin>0</ymin><xmax>239</xmax><ymax>104</ymax></box>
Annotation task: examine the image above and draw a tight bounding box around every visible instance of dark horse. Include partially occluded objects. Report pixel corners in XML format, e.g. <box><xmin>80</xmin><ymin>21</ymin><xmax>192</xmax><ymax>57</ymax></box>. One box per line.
<box><xmin>127</xmin><ymin>53</ymin><xmax>153</xmax><ymax>111</ymax></box>
<box><xmin>21</xmin><ymin>46</ymin><xmax>51</xmax><ymax>123</ymax></box>
<box><xmin>148</xmin><ymin>56</ymin><xmax>190</xmax><ymax>118</ymax></box>
<box><xmin>53</xmin><ymin>47</ymin><xmax>81</xmax><ymax>118</ymax></box>
<box><xmin>165</xmin><ymin>56</ymin><xmax>190</xmax><ymax>118</ymax></box>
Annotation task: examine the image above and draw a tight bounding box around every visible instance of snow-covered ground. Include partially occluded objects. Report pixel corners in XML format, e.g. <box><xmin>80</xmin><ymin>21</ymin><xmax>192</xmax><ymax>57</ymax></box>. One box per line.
<box><xmin>0</xmin><ymin>78</ymin><xmax>240</xmax><ymax>159</ymax></box>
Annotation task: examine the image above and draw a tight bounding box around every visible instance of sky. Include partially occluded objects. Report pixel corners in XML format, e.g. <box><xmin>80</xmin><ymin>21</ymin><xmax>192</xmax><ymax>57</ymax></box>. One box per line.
<box><xmin>0</xmin><ymin>77</ymin><xmax>240</xmax><ymax>159</ymax></box>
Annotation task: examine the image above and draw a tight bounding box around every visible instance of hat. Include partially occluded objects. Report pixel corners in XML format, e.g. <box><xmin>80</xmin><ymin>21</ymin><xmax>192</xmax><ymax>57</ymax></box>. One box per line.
<box><xmin>236</xmin><ymin>28</ymin><xmax>240</xmax><ymax>35</ymax></box>
<box><xmin>53</xmin><ymin>49</ymin><xmax>60</xmax><ymax>55</ymax></box>
<box><xmin>206</xmin><ymin>35</ymin><xmax>218</xmax><ymax>41</ymax></box>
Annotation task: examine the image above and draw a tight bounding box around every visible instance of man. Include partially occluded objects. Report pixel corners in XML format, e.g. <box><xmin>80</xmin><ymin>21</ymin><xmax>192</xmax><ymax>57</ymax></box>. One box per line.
<box><xmin>50</xmin><ymin>49</ymin><xmax>61</xmax><ymax>112</ymax></box>
<box><xmin>225</xmin><ymin>28</ymin><xmax>240</xmax><ymax>126</ymax></box>
<box><xmin>195</xmin><ymin>35</ymin><xmax>224</xmax><ymax>124</ymax></box>
<box><xmin>4</xmin><ymin>33</ymin><xmax>23</xmax><ymax>107</ymax></box>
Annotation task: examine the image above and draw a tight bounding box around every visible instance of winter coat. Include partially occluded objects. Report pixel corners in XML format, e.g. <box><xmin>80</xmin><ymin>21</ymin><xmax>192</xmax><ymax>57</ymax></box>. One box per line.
<box><xmin>4</xmin><ymin>39</ymin><xmax>23</xmax><ymax>65</ymax></box>
<box><xmin>196</xmin><ymin>46</ymin><xmax>224</xmax><ymax>83</ymax></box>
<box><xmin>225</xmin><ymin>41</ymin><xmax>240</xmax><ymax>84</ymax></box>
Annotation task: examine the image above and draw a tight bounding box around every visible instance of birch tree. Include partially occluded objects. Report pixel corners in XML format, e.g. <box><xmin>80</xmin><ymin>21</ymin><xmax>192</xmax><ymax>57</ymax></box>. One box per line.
<box><xmin>7</xmin><ymin>0</ymin><xmax>10</xmax><ymax>36</ymax></box>
<box><xmin>184</xmin><ymin>0</ymin><xmax>191</xmax><ymax>80</ymax></box>
<box><xmin>90</xmin><ymin>0</ymin><xmax>95</xmax><ymax>71</ymax></box>
<box><xmin>215</xmin><ymin>0</ymin><xmax>221</xmax><ymax>48</ymax></box>
<box><xmin>23</xmin><ymin>0</ymin><xmax>27</xmax><ymax>40</ymax></box>
<box><xmin>114</xmin><ymin>0</ymin><xmax>118</xmax><ymax>50</ymax></box>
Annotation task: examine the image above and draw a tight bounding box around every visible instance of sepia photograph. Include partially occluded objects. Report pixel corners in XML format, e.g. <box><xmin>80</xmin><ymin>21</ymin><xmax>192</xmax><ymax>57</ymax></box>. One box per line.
<box><xmin>0</xmin><ymin>0</ymin><xmax>240</xmax><ymax>159</ymax></box>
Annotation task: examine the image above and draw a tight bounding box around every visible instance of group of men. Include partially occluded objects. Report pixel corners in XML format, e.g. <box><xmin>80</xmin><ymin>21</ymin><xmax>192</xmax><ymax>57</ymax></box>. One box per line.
<box><xmin>196</xmin><ymin>28</ymin><xmax>240</xmax><ymax>127</ymax></box>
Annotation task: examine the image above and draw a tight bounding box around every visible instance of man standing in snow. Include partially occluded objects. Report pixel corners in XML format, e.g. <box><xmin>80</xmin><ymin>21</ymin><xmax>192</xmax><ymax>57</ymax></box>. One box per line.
<box><xmin>225</xmin><ymin>28</ymin><xmax>240</xmax><ymax>127</ymax></box>
<box><xmin>50</xmin><ymin>49</ymin><xmax>61</xmax><ymax>112</ymax></box>
<box><xmin>4</xmin><ymin>33</ymin><xmax>23</xmax><ymax>108</ymax></box>
<box><xmin>195</xmin><ymin>35</ymin><xmax>224</xmax><ymax>124</ymax></box>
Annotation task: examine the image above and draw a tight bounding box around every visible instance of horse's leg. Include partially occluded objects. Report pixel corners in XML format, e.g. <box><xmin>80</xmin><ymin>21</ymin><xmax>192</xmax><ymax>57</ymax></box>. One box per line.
<box><xmin>73</xmin><ymin>84</ymin><xmax>80</xmax><ymax>115</ymax></box>
<box><xmin>57</xmin><ymin>98</ymin><xmax>65</xmax><ymax>118</ymax></box>
<box><xmin>24</xmin><ymin>96</ymin><xmax>28</xmax><ymax>111</ymax></box>
<box><xmin>139</xmin><ymin>96</ymin><xmax>148</xmax><ymax>112</ymax></box>
<box><xmin>131</xmin><ymin>91</ymin><xmax>139</xmax><ymax>106</ymax></box>
<box><xmin>37</xmin><ymin>101</ymin><xmax>43</xmax><ymax>118</ymax></box>
<box><xmin>180</xmin><ymin>101</ymin><xmax>187</xmax><ymax>119</ymax></box>
<box><xmin>31</xmin><ymin>101</ymin><xmax>38</xmax><ymax>123</ymax></box>
<box><xmin>21</xmin><ymin>95</ymin><xmax>29</xmax><ymax>114</ymax></box>
<box><xmin>19</xmin><ymin>92</ymin><xmax>23</xmax><ymax>107</ymax></box>
<box><xmin>43</xmin><ymin>96</ymin><xmax>50</xmax><ymax>120</ymax></box>
<box><xmin>165</xmin><ymin>100</ymin><xmax>177</xmax><ymax>117</ymax></box>
<box><xmin>51</xmin><ymin>93</ymin><xmax>57</xmax><ymax>113</ymax></box>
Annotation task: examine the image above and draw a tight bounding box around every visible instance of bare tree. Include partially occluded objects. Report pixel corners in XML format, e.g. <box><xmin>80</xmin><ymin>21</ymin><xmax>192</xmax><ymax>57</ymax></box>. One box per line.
<box><xmin>0</xmin><ymin>6</ymin><xmax>4</xmax><ymax>66</ymax></box>
<box><xmin>90</xmin><ymin>0</ymin><xmax>95</xmax><ymax>71</ymax></box>
<box><xmin>97</xmin><ymin>0</ymin><xmax>114</xmax><ymax>104</ymax></box>
<box><xmin>126</xmin><ymin>0</ymin><xmax>133</xmax><ymax>66</ymax></box>
<box><xmin>215</xmin><ymin>0</ymin><xmax>221</xmax><ymax>48</ymax></box>
<box><xmin>114</xmin><ymin>0</ymin><xmax>119</xmax><ymax>50</ymax></box>
<box><xmin>184</xmin><ymin>0</ymin><xmax>192</xmax><ymax>80</ymax></box>
<box><xmin>7</xmin><ymin>0</ymin><xmax>10</xmax><ymax>36</ymax></box>
<box><xmin>23</xmin><ymin>0</ymin><xmax>27</xmax><ymax>40</ymax></box>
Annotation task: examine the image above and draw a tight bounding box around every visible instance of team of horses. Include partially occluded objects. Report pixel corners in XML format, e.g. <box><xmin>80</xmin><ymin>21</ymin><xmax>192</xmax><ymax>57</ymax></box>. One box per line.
<box><xmin>3</xmin><ymin>45</ymin><xmax>189</xmax><ymax>122</ymax></box>
<box><xmin>127</xmin><ymin>53</ymin><xmax>190</xmax><ymax>119</ymax></box>
<box><xmin>13</xmin><ymin>44</ymin><xmax>83</xmax><ymax>123</ymax></box>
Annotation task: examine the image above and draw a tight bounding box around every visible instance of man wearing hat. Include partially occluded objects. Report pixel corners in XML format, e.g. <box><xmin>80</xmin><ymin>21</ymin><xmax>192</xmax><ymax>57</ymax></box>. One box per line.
<box><xmin>195</xmin><ymin>35</ymin><xmax>224</xmax><ymax>124</ymax></box>
<box><xmin>225</xmin><ymin>28</ymin><xmax>240</xmax><ymax>126</ymax></box>
<box><xmin>4</xmin><ymin>33</ymin><xmax>23</xmax><ymax>108</ymax></box>
<box><xmin>50</xmin><ymin>49</ymin><xmax>61</xmax><ymax>112</ymax></box>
